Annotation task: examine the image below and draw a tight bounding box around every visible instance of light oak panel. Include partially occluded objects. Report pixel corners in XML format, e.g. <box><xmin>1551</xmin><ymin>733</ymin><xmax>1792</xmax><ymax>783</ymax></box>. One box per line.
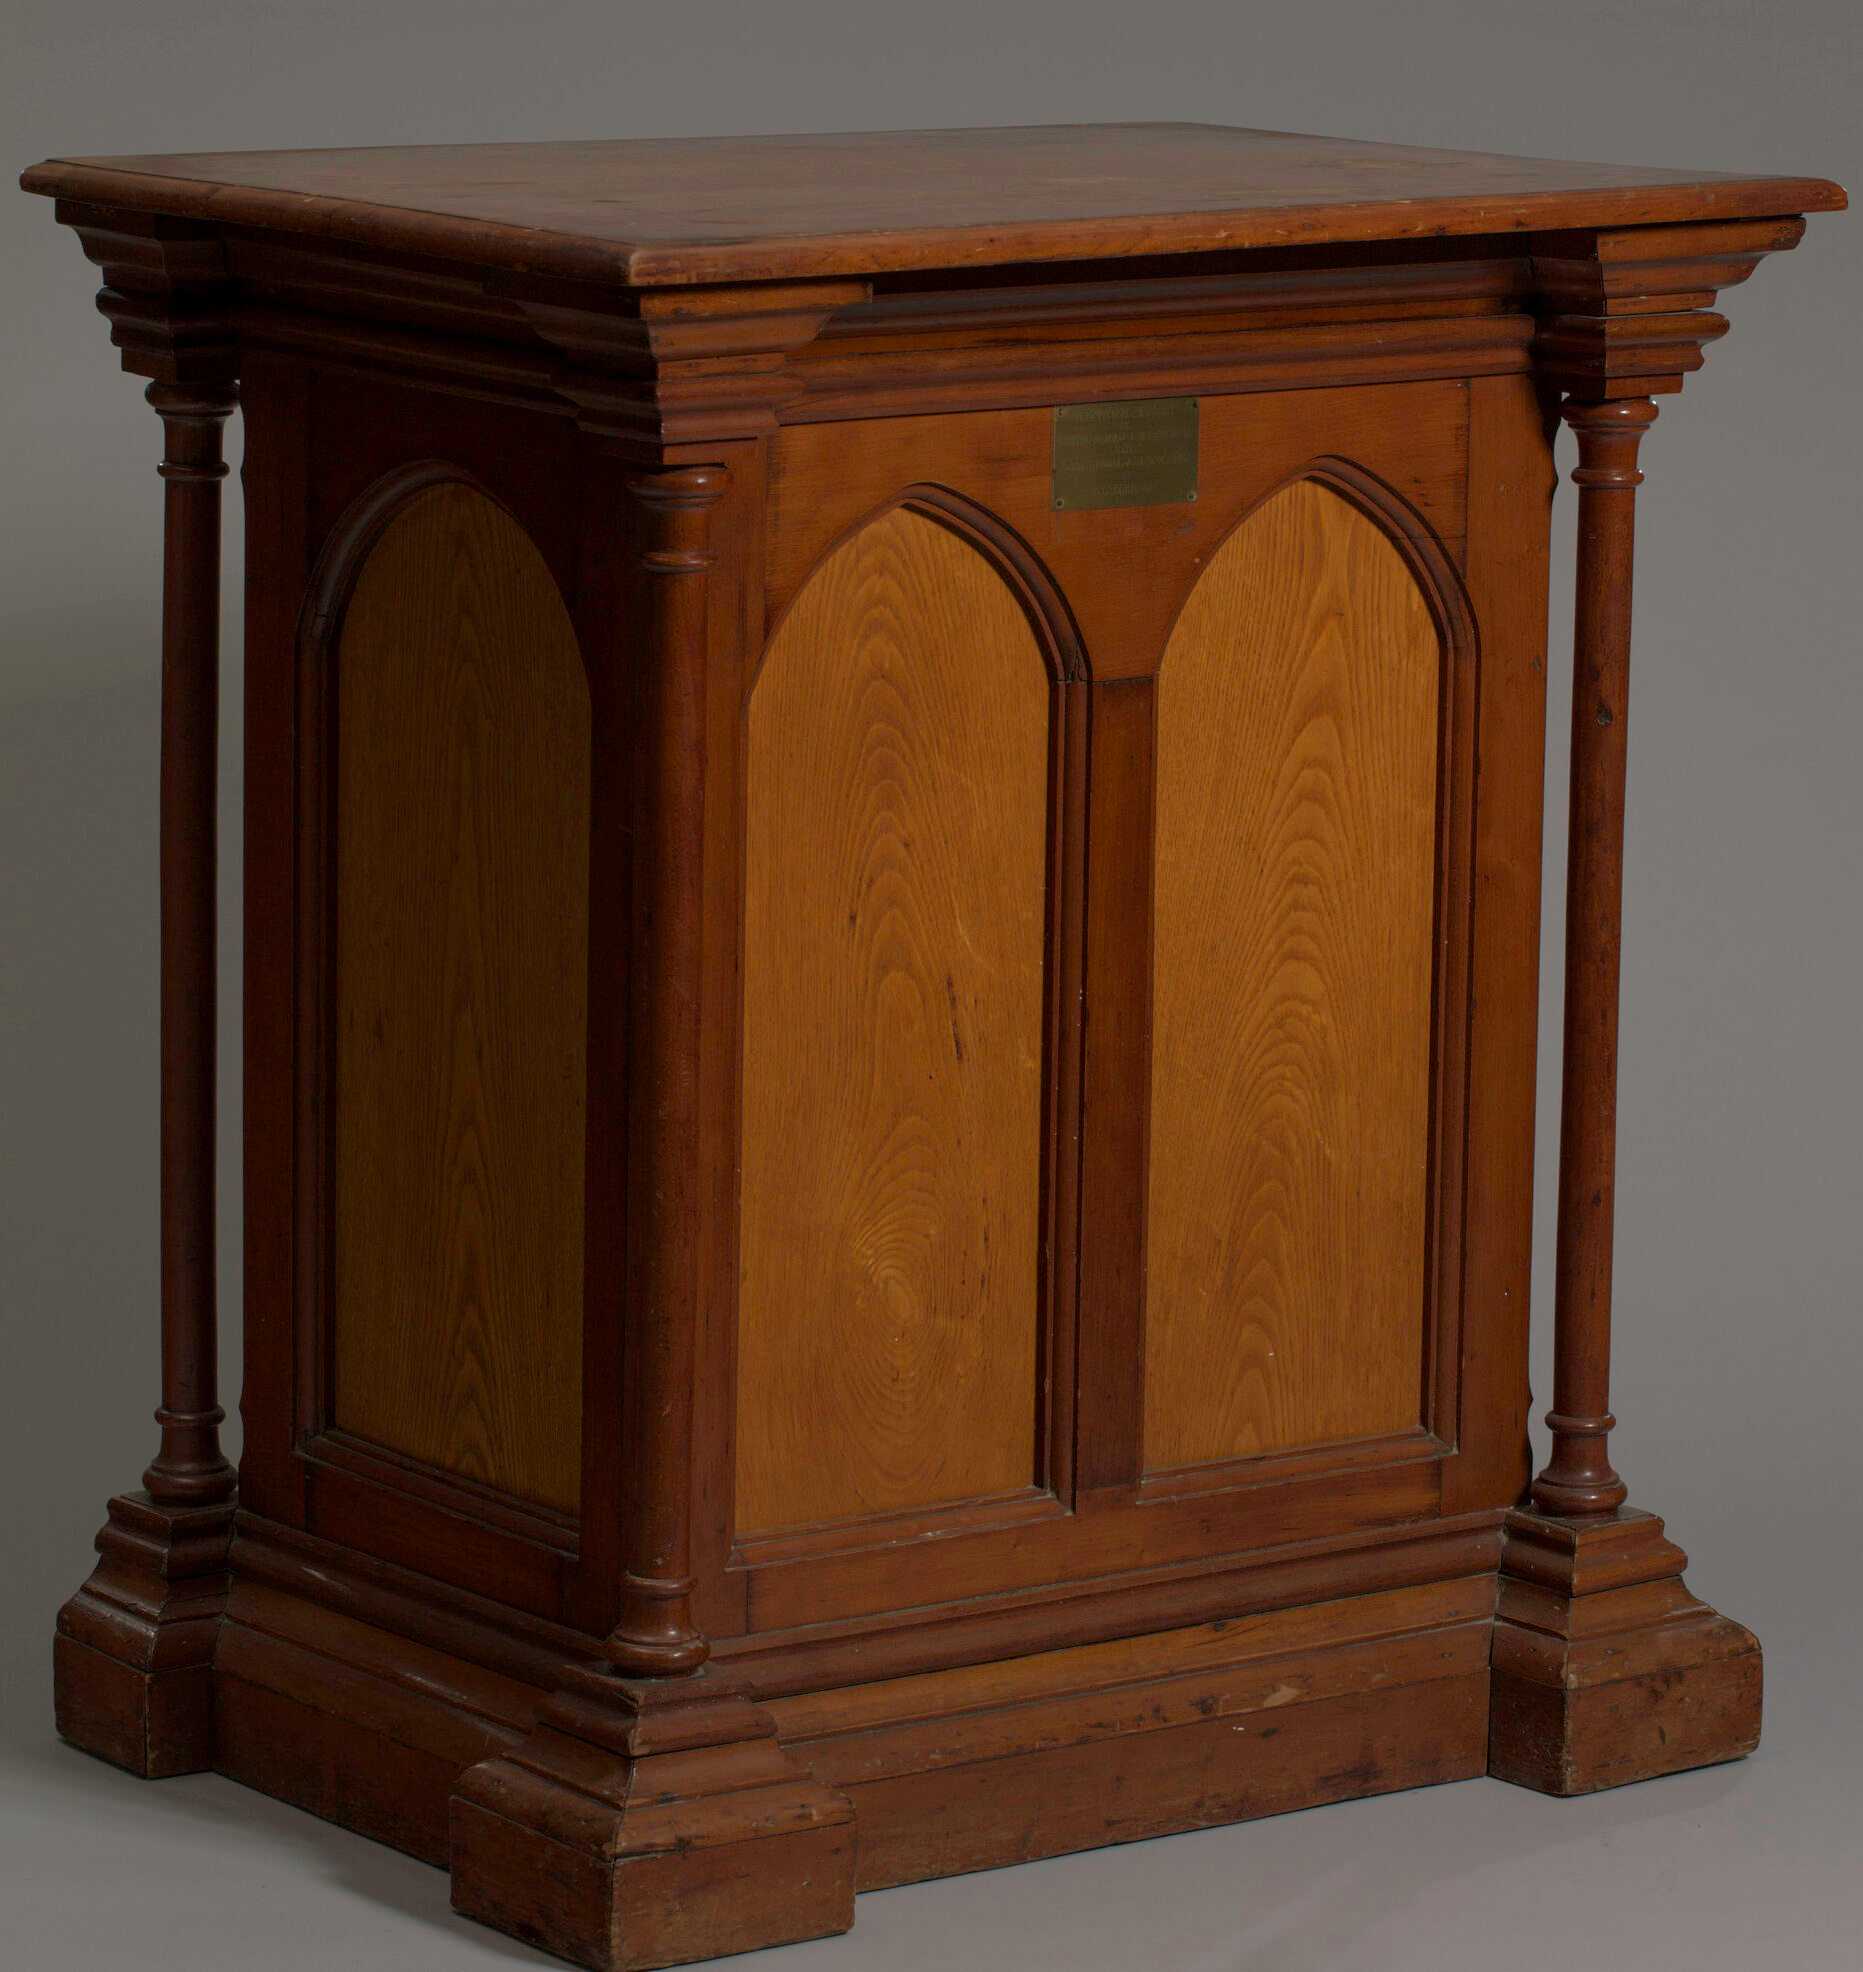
<box><xmin>331</xmin><ymin>481</ymin><xmax>589</xmax><ymax>1513</ymax></box>
<box><xmin>1145</xmin><ymin>478</ymin><xmax>1440</xmax><ymax>1472</ymax></box>
<box><xmin>738</xmin><ymin>506</ymin><xmax>1049</xmax><ymax>1535</ymax></box>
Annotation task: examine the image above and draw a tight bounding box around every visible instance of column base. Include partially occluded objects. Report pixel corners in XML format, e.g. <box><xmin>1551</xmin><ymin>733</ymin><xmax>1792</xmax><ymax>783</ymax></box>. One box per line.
<box><xmin>1489</xmin><ymin>1506</ymin><xmax>1761</xmax><ymax>1796</ymax></box>
<box><xmin>54</xmin><ymin>1490</ymin><xmax>236</xmax><ymax>1777</ymax></box>
<box><xmin>449</xmin><ymin>1667</ymin><xmax>855</xmax><ymax>1972</ymax></box>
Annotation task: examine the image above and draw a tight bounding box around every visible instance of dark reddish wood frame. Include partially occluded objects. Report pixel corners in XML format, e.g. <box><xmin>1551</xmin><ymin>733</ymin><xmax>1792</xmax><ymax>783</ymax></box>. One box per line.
<box><xmin>33</xmin><ymin>195</ymin><xmax>1820</xmax><ymax>1969</ymax></box>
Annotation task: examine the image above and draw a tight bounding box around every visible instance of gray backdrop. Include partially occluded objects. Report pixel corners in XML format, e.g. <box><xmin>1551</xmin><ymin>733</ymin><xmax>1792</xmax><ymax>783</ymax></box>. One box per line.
<box><xmin>3</xmin><ymin>4</ymin><xmax>1858</xmax><ymax>1967</ymax></box>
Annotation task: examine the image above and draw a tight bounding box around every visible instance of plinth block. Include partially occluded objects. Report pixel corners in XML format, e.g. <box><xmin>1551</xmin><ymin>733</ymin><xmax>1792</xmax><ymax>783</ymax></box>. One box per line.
<box><xmin>450</xmin><ymin>1671</ymin><xmax>854</xmax><ymax>1971</ymax></box>
<box><xmin>1489</xmin><ymin>1508</ymin><xmax>1762</xmax><ymax>1796</ymax></box>
<box><xmin>54</xmin><ymin>1492</ymin><xmax>235</xmax><ymax>1778</ymax></box>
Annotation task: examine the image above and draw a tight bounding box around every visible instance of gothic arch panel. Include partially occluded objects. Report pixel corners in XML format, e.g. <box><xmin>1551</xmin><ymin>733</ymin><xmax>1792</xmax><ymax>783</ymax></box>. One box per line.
<box><xmin>737</xmin><ymin>504</ymin><xmax>1053</xmax><ymax>1534</ymax></box>
<box><xmin>328</xmin><ymin>479</ymin><xmax>590</xmax><ymax>1512</ymax></box>
<box><xmin>1144</xmin><ymin>476</ymin><xmax>1445</xmax><ymax>1472</ymax></box>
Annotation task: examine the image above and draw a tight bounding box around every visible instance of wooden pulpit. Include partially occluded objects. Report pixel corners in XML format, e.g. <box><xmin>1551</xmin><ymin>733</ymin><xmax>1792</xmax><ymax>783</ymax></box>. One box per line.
<box><xmin>19</xmin><ymin>124</ymin><xmax>1845</xmax><ymax>1970</ymax></box>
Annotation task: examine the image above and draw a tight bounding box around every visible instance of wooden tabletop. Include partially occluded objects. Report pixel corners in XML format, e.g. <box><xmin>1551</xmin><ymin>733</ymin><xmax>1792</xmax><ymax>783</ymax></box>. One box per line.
<box><xmin>21</xmin><ymin>123</ymin><xmax>1846</xmax><ymax>289</ymax></box>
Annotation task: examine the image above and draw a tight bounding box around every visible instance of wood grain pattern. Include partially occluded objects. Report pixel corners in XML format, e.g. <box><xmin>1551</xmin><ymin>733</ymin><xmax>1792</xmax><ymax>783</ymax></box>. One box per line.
<box><xmin>330</xmin><ymin>481</ymin><xmax>589</xmax><ymax>1513</ymax></box>
<box><xmin>1144</xmin><ymin>479</ymin><xmax>1440</xmax><ymax>1471</ymax></box>
<box><xmin>737</xmin><ymin>505</ymin><xmax>1049</xmax><ymax>1535</ymax></box>
<box><xmin>20</xmin><ymin>125</ymin><xmax>1844</xmax><ymax>289</ymax></box>
<box><xmin>1491</xmin><ymin>1508</ymin><xmax>1762</xmax><ymax>1795</ymax></box>
<box><xmin>767</xmin><ymin>388</ymin><xmax>1471</xmax><ymax>685</ymax></box>
<box><xmin>35</xmin><ymin>138</ymin><xmax>1838</xmax><ymax>1967</ymax></box>
<box><xmin>1443</xmin><ymin>371</ymin><xmax>1552</xmax><ymax>1516</ymax></box>
<box><xmin>1532</xmin><ymin>398</ymin><xmax>1655</xmax><ymax>1518</ymax></box>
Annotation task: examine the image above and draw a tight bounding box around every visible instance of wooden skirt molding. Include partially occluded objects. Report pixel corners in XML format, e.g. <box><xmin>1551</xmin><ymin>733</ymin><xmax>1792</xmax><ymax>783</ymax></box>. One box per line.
<box><xmin>188</xmin><ymin>1506</ymin><xmax>1752</xmax><ymax>1969</ymax></box>
<box><xmin>23</xmin><ymin>120</ymin><xmax>1838</xmax><ymax>1972</ymax></box>
<box><xmin>219</xmin><ymin>1524</ymin><xmax>1496</xmax><ymax>1862</ymax></box>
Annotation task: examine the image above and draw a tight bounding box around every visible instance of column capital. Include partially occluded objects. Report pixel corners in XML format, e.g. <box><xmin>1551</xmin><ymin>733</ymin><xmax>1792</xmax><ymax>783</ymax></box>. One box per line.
<box><xmin>510</xmin><ymin>278</ymin><xmax>865</xmax><ymax>452</ymax></box>
<box><xmin>1560</xmin><ymin>395</ymin><xmax>1659</xmax><ymax>487</ymax></box>
<box><xmin>1531</xmin><ymin>214</ymin><xmax>1805</xmax><ymax>400</ymax></box>
<box><xmin>57</xmin><ymin>204</ymin><xmax>239</xmax><ymax>386</ymax></box>
<box><xmin>627</xmin><ymin>462</ymin><xmax>731</xmax><ymax>571</ymax></box>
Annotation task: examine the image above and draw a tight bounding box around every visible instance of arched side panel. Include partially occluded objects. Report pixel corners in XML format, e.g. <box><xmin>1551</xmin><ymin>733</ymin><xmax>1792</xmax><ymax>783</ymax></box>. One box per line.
<box><xmin>328</xmin><ymin>480</ymin><xmax>590</xmax><ymax>1513</ymax></box>
<box><xmin>737</xmin><ymin>504</ymin><xmax>1052</xmax><ymax>1536</ymax></box>
<box><xmin>1144</xmin><ymin>476</ymin><xmax>1445</xmax><ymax>1473</ymax></box>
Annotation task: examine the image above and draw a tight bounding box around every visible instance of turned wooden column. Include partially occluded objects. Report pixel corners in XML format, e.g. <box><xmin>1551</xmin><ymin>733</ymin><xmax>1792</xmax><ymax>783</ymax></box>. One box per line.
<box><xmin>144</xmin><ymin>380</ymin><xmax>240</xmax><ymax>1512</ymax></box>
<box><xmin>606</xmin><ymin>463</ymin><xmax>729</xmax><ymax>1676</ymax></box>
<box><xmin>1532</xmin><ymin>395</ymin><xmax>1658</xmax><ymax>1517</ymax></box>
<box><xmin>52</xmin><ymin>354</ymin><xmax>243</xmax><ymax>1778</ymax></box>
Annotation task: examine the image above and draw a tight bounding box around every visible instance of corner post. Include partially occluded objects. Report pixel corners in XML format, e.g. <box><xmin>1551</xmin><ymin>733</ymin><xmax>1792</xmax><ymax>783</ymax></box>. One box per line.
<box><xmin>605</xmin><ymin>463</ymin><xmax>726</xmax><ymax>1679</ymax></box>
<box><xmin>1532</xmin><ymin>395</ymin><xmax>1655</xmax><ymax>1518</ymax></box>
<box><xmin>145</xmin><ymin>379</ymin><xmax>241</xmax><ymax>1514</ymax></box>
<box><xmin>48</xmin><ymin>213</ymin><xmax>241</xmax><ymax>1778</ymax></box>
<box><xmin>450</xmin><ymin>289</ymin><xmax>860</xmax><ymax>1970</ymax></box>
<box><xmin>1489</xmin><ymin>219</ymin><xmax>1813</xmax><ymax>1795</ymax></box>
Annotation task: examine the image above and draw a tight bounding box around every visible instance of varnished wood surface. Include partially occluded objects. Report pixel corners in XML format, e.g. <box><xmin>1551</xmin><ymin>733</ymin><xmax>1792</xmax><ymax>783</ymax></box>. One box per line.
<box><xmin>1442</xmin><ymin>371</ymin><xmax>1550</xmax><ymax>1516</ymax></box>
<box><xmin>737</xmin><ymin>506</ymin><xmax>1049</xmax><ymax>1535</ymax></box>
<box><xmin>1492</xmin><ymin>1509</ymin><xmax>1761</xmax><ymax>1795</ymax></box>
<box><xmin>1532</xmin><ymin>400</ymin><xmax>1654</xmax><ymax>1517</ymax></box>
<box><xmin>32</xmin><ymin>101</ymin><xmax>1844</xmax><ymax>1972</ymax></box>
<box><xmin>21</xmin><ymin>124</ymin><xmax>1844</xmax><ymax>288</ymax></box>
<box><xmin>150</xmin><ymin>385</ymin><xmax>241</xmax><ymax>1509</ymax></box>
<box><xmin>1145</xmin><ymin>480</ymin><xmax>1440</xmax><ymax>1471</ymax></box>
<box><xmin>212</xmin><ymin>1533</ymin><xmax>1489</xmax><ymax>1936</ymax></box>
<box><xmin>768</xmin><ymin>386</ymin><xmax>1470</xmax><ymax>680</ymax></box>
<box><xmin>330</xmin><ymin>482</ymin><xmax>589</xmax><ymax>1513</ymax></box>
<box><xmin>745</xmin><ymin>382</ymin><xmax>1512</xmax><ymax>1624</ymax></box>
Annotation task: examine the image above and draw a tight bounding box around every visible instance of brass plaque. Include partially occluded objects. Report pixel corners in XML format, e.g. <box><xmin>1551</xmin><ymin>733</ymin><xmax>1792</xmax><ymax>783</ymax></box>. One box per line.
<box><xmin>1052</xmin><ymin>397</ymin><xmax>1199</xmax><ymax>512</ymax></box>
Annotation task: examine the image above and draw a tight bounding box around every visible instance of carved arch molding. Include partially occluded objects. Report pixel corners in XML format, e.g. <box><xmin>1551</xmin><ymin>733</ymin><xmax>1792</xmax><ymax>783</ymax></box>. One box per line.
<box><xmin>315</xmin><ymin>474</ymin><xmax>593</xmax><ymax>1516</ymax></box>
<box><xmin>735</xmin><ymin>466</ymin><xmax>1477</xmax><ymax>1528</ymax></box>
